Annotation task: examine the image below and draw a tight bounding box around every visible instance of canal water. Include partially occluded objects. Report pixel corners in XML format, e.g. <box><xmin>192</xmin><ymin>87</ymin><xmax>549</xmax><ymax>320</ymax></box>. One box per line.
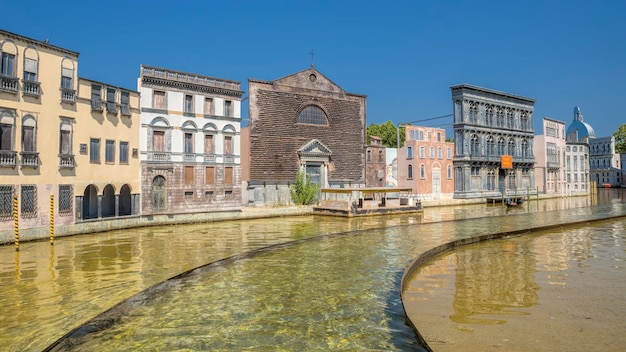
<box><xmin>403</xmin><ymin>218</ymin><xmax>626</xmax><ymax>352</ymax></box>
<box><xmin>0</xmin><ymin>190</ymin><xmax>624</xmax><ymax>351</ymax></box>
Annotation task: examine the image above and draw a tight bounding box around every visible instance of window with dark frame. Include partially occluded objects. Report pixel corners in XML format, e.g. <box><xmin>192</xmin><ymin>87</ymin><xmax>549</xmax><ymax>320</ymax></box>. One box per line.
<box><xmin>59</xmin><ymin>184</ymin><xmax>73</xmax><ymax>214</ymax></box>
<box><xmin>91</xmin><ymin>85</ymin><xmax>102</xmax><ymax>110</ymax></box>
<box><xmin>1</xmin><ymin>53</ymin><xmax>15</xmax><ymax>76</ymax></box>
<box><xmin>22</xmin><ymin>125</ymin><xmax>35</xmax><ymax>152</ymax></box>
<box><xmin>106</xmin><ymin>88</ymin><xmax>117</xmax><ymax>113</ymax></box>
<box><xmin>90</xmin><ymin>138</ymin><xmax>100</xmax><ymax>163</ymax></box>
<box><xmin>184</xmin><ymin>133</ymin><xmax>194</xmax><ymax>154</ymax></box>
<box><xmin>105</xmin><ymin>140</ymin><xmax>115</xmax><ymax>163</ymax></box>
<box><xmin>119</xmin><ymin>141</ymin><xmax>129</xmax><ymax>164</ymax></box>
<box><xmin>1</xmin><ymin>123</ymin><xmax>13</xmax><ymax>150</ymax></box>
<box><xmin>0</xmin><ymin>185</ymin><xmax>14</xmax><ymax>217</ymax></box>
<box><xmin>224</xmin><ymin>100</ymin><xmax>232</xmax><ymax>117</ymax></box>
<box><xmin>297</xmin><ymin>105</ymin><xmax>327</xmax><ymax>125</ymax></box>
<box><xmin>184</xmin><ymin>95</ymin><xmax>193</xmax><ymax>113</ymax></box>
<box><xmin>20</xmin><ymin>185</ymin><xmax>36</xmax><ymax>217</ymax></box>
<box><xmin>120</xmin><ymin>92</ymin><xmax>131</xmax><ymax>115</ymax></box>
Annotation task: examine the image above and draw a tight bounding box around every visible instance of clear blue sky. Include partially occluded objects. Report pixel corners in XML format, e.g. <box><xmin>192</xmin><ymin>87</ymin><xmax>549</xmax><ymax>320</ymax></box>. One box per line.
<box><xmin>4</xmin><ymin>0</ymin><xmax>624</xmax><ymax>138</ymax></box>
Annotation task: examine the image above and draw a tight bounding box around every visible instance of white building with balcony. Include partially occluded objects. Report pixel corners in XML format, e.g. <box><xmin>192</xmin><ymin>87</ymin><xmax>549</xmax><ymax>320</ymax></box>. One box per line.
<box><xmin>138</xmin><ymin>65</ymin><xmax>244</xmax><ymax>215</ymax></box>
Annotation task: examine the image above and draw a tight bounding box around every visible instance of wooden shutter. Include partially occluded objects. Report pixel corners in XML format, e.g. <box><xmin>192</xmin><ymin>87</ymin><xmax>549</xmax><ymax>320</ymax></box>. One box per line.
<box><xmin>60</xmin><ymin>130</ymin><xmax>70</xmax><ymax>154</ymax></box>
<box><xmin>204</xmin><ymin>134</ymin><xmax>213</xmax><ymax>154</ymax></box>
<box><xmin>184</xmin><ymin>166</ymin><xmax>194</xmax><ymax>185</ymax></box>
<box><xmin>0</xmin><ymin>124</ymin><xmax>11</xmax><ymax>150</ymax></box>
<box><xmin>225</xmin><ymin>167</ymin><xmax>233</xmax><ymax>185</ymax></box>
<box><xmin>205</xmin><ymin>166</ymin><xmax>215</xmax><ymax>184</ymax></box>
<box><xmin>153</xmin><ymin>131</ymin><xmax>164</xmax><ymax>151</ymax></box>
<box><xmin>224</xmin><ymin>136</ymin><xmax>232</xmax><ymax>155</ymax></box>
<box><xmin>22</xmin><ymin>126</ymin><xmax>34</xmax><ymax>151</ymax></box>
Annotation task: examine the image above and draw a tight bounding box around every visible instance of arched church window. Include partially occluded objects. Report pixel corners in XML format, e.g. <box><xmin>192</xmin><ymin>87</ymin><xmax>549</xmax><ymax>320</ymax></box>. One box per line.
<box><xmin>297</xmin><ymin>106</ymin><xmax>328</xmax><ymax>125</ymax></box>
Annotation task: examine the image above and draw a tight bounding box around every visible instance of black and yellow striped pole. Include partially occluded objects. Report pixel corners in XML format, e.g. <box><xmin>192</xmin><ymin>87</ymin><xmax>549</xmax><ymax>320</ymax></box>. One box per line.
<box><xmin>13</xmin><ymin>195</ymin><xmax>19</xmax><ymax>251</ymax></box>
<box><xmin>50</xmin><ymin>194</ymin><xmax>54</xmax><ymax>244</ymax></box>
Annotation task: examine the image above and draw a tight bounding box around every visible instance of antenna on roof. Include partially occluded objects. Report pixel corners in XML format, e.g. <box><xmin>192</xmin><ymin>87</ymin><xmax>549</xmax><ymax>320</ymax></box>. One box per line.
<box><xmin>309</xmin><ymin>50</ymin><xmax>315</xmax><ymax>67</ymax></box>
<box><xmin>44</xmin><ymin>38</ymin><xmax>49</xmax><ymax>43</ymax></box>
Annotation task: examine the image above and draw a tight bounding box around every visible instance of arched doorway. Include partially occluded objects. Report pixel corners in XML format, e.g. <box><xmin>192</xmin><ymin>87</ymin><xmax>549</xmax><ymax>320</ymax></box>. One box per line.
<box><xmin>83</xmin><ymin>185</ymin><xmax>98</xmax><ymax>219</ymax></box>
<box><xmin>102</xmin><ymin>184</ymin><xmax>115</xmax><ymax>218</ymax></box>
<box><xmin>152</xmin><ymin>176</ymin><xmax>167</xmax><ymax>212</ymax></box>
<box><xmin>119</xmin><ymin>184</ymin><xmax>132</xmax><ymax>216</ymax></box>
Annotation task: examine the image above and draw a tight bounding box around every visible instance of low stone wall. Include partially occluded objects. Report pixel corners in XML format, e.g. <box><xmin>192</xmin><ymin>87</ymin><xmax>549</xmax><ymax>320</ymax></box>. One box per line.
<box><xmin>0</xmin><ymin>206</ymin><xmax>314</xmax><ymax>245</ymax></box>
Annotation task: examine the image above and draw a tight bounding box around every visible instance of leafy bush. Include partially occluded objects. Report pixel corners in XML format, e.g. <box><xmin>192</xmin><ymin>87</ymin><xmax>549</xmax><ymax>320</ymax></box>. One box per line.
<box><xmin>290</xmin><ymin>170</ymin><xmax>320</xmax><ymax>205</ymax></box>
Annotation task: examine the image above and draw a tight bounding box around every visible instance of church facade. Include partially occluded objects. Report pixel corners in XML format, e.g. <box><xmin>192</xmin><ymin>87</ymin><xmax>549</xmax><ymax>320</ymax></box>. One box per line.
<box><xmin>243</xmin><ymin>66</ymin><xmax>367</xmax><ymax>205</ymax></box>
<box><xmin>451</xmin><ymin>84</ymin><xmax>536</xmax><ymax>198</ymax></box>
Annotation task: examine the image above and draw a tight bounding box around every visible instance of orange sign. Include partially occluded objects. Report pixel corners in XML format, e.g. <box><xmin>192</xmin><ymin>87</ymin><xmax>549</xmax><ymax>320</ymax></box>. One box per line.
<box><xmin>501</xmin><ymin>155</ymin><xmax>512</xmax><ymax>169</ymax></box>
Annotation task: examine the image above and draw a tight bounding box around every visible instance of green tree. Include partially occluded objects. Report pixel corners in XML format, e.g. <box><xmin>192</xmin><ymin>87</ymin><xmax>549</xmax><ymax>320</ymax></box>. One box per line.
<box><xmin>614</xmin><ymin>123</ymin><xmax>626</xmax><ymax>153</ymax></box>
<box><xmin>366</xmin><ymin>120</ymin><xmax>404</xmax><ymax>148</ymax></box>
<box><xmin>290</xmin><ymin>170</ymin><xmax>320</xmax><ymax>205</ymax></box>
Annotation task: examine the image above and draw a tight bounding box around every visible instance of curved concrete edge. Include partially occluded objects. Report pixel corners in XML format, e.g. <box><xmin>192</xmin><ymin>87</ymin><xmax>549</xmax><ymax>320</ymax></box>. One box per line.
<box><xmin>399</xmin><ymin>213</ymin><xmax>626</xmax><ymax>351</ymax></box>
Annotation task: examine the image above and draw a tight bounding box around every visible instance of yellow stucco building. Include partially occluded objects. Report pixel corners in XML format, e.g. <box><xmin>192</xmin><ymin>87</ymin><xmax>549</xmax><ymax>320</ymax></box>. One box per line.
<box><xmin>0</xmin><ymin>29</ymin><xmax>140</xmax><ymax>240</ymax></box>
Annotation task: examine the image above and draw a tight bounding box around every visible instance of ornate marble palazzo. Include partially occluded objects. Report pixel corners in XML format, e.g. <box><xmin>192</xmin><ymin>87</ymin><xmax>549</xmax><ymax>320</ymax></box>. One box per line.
<box><xmin>451</xmin><ymin>84</ymin><xmax>536</xmax><ymax>199</ymax></box>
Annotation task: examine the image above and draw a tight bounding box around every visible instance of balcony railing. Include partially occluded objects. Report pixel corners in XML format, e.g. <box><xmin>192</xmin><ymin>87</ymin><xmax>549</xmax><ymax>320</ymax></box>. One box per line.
<box><xmin>183</xmin><ymin>154</ymin><xmax>195</xmax><ymax>162</ymax></box>
<box><xmin>148</xmin><ymin>151</ymin><xmax>170</xmax><ymax>162</ymax></box>
<box><xmin>224</xmin><ymin>155</ymin><xmax>234</xmax><ymax>163</ymax></box>
<box><xmin>204</xmin><ymin>154</ymin><xmax>216</xmax><ymax>163</ymax></box>
<box><xmin>59</xmin><ymin>154</ymin><xmax>75</xmax><ymax>168</ymax></box>
<box><xmin>22</xmin><ymin>80</ymin><xmax>40</xmax><ymax>97</ymax></box>
<box><xmin>20</xmin><ymin>151</ymin><xmax>39</xmax><ymax>167</ymax></box>
<box><xmin>0</xmin><ymin>150</ymin><xmax>17</xmax><ymax>167</ymax></box>
<box><xmin>547</xmin><ymin>161</ymin><xmax>560</xmax><ymax>169</ymax></box>
<box><xmin>0</xmin><ymin>74</ymin><xmax>18</xmax><ymax>93</ymax></box>
<box><xmin>61</xmin><ymin>88</ymin><xmax>76</xmax><ymax>103</ymax></box>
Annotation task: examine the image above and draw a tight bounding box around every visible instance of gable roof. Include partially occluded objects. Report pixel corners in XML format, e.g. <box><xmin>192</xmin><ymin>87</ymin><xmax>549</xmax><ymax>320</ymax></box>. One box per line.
<box><xmin>297</xmin><ymin>139</ymin><xmax>332</xmax><ymax>157</ymax></box>
<box><xmin>272</xmin><ymin>66</ymin><xmax>346</xmax><ymax>94</ymax></box>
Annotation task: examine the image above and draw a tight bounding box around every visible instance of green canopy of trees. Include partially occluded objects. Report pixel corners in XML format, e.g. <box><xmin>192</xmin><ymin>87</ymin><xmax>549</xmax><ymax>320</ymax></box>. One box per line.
<box><xmin>366</xmin><ymin>120</ymin><xmax>404</xmax><ymax>148</ymax></box>
<box><xmin>614</xmin><ymin>123</ymin><xmax>626</xmax><ymax>153</ymax></box>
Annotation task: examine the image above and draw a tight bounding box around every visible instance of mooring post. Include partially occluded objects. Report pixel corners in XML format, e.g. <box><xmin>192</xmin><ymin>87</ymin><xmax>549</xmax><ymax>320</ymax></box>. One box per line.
<box><xmin>50</xmin><ymin>194</ymin><xmax>54</xmax><ymax>245</ymax></box>
<box><xmin>13</xmin><ymin>195</ymin><xmax>18</xmax><ymax>251</ymax></box>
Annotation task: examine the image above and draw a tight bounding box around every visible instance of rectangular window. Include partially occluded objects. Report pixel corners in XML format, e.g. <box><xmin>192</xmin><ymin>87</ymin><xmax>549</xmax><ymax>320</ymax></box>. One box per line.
<box><xmin>1</xmin><ymin>123</ymin><xmax>12</xmax><ymax>150</ymax></box>
<box><xmin>0</xmin><ymin>185</ymin><xmax>14</xmax><ymax>217</ymax></box>
<box><xmin>61</xmin><ymin>68</ymin><xmax>73</xmax><ymax>89</ymax></box>
<box><xmin>91</xmin><ymin>85</ymin><xmax>102</xmax><ymax>110</ymax></box>
<box><xmin>105</xmin><ymin>140</ymin><xmax>115</xmax><ymax>163</ymax></box>
<box><xmin>21</xmin><ymin>185</ymin><xmax>36</xmax><ymax>217</ymax></box>
<box><xmin>447</xmin><ymin>148</ymin><xmax>452</xmax><ymax>159</ymax></box>
<box><xmin>224</xmin><ymin>100</ymin><xmax>232</xmax><ymax>117</ymax></box>
<box><xmin>59</xmin><ymin>184</ymin><xmax>73</xmax><ymax>214</ymax></box>
<box><xmin>119</xmin><ymin>141</ymin><xmax>129</xmax><ymax>164</ymax></box>
<box><xmin>407</xmin><ymin>146</ymin><xmax>413</xmax><ymax>158</ymax></box>
<box><xmin>22</xmin><ymin>126</ymin><xmax>34</xmax><ymax>151</ymax></box>
<box><xmin>184</xmin><ymin>95</ymin><xmax>193</xmax><ymax>113</ymax></box>
<box><xmin>205</xmin><ymin>190</ymin><xmax>214</xmax><ymax>201</ymax></box>
<box><xmin>153</xmin><ymin>90</ymin><xmax>166</xmax><ymax>109</ymax></box>
<box><xmin>60</xmin><ymin>130</ymin><xmax>71</xmax><ymax>155</ymax></box>
<box><xmin>430</xmin><ymin>147</ymin><xmax>435</xmax><ymax>158</ymax></box>
<box><xmin>24</xmin><ymin>58</ymin><xmax>37</xmax><ymax>81</ymax></box>
<box><xmin>153</xmin><ymin>130</ymin><xmax>165</xmax><ymax>151</ymax></box>
<box><xmin>1</xmin><ymin>53</ymin><xmax>15</xmax><ymax>75</ymax></box>
<box><xmin>225</xmin><ymin>190</ymin><xmax>233</xmax><ymax>200</ymax></box>
<box><xmin>437</xmin><ymin>132</ymin><xmax>441</xmax><ymax>142</ymax></box>
<box><xmin>205</xmin><ymin>166</ymin><xmax>215</xmax><ymax>184</ymax></box>
<box><xmin>184</xmin><ymin>191</ymin><xmax>194</xmax><ymax>200</ymax></box>
<box><xmin>419</xmin><ymin>147</ymin><xmax>425</xmax><ymax>158</ymax></box>
<box><xmin>120</xmin><ymin>91</ymin><xmax>131</xmax><ymax>115</ymax></box>
<box><xmin>205</xmin><ymin>97</ymin><xmax>213</xmax><ymax>115</ymax></box>
<box><xmin>184</xmin><ymin>133</ymin><xmax>194</xmax><ymax>154</ymax></box>
<box><xmin>225</xmin><ymin>166</ymin><xmax>233</xmax><ymax>185</ymax></box>
<box><xmin>437</xmin><ymin>147</ymin><xmax>442</xmax><ymax>159</ymax></box>
<box><xmin>184</xmin><ymin>166</ymin><xmax>194</xmax><ymax>185</ymax></box>
<box><xmin>106</xmin><ymin>88</ymin><xmax>117</xmax><ymax>113</ymax></box>
<box><xmin>224</xmin><ymin>136</ymin><xmax>232</xmax><ymax>155</ymax></box>
<box><xmin>90</xmin><ymin>138</ymin><xmax>100</xmax><ymax>163</ymax></box>
<box><xmin>204</xmin><ymin>134</ymin><xmax>214</xmax><ymax>154</ymax></box>
<box><xmin>378</xmin><ymin>150</ymin><xmax>383</xmax><ymax>162</ymax></box>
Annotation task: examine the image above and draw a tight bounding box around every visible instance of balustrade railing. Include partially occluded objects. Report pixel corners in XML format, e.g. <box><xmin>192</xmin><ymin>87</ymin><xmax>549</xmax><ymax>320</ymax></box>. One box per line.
<box><xmin>61</xmin><ymin>88</ymin><xmax>76</xmax><ymax>103</ymax></box>
<box><xmin>59</xmin><ymin>154</ymin><xmax>75</xmax><ymax>168</ymax></box>
<box><xmin>0</xmin><ymin>150</ymin><xmax>17</xmax><ymax>167</ymax></box>
<box><xmin>0</xmin><ymin>75</ymin><xmax>18</xmax><ymax>93</ymax></box>
<box><xmin>20</xmin><ymin>152</ymin><xmax>39</xmax><ymax>167</ymax></box>
<box><xmin>22</xmin><ymin>80</ymin><xmax>40</xmax><ymax>97</ymax></box>
<box><xmin>148</xmin><ymin>151</ymin><xmax>170</xmax><ymax>162</ymax></box>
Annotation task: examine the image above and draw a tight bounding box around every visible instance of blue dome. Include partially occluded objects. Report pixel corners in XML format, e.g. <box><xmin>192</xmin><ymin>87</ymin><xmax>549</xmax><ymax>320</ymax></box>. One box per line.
<box><xmin>566</xmin><ymin>120</ymin><xmax>596</xmax><ymax>141</ymax></box>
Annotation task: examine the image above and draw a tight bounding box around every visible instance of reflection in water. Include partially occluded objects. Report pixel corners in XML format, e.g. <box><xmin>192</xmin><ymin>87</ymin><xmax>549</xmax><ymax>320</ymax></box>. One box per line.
<box><xmin>405</xmin><ymin>218</ymin><xmax>626</xmax><ymax>352</ymax></box>
<box><xmin>0</xmin><ymin>191</ymin><xmax>624</xmax><ymax>351</ymax></box>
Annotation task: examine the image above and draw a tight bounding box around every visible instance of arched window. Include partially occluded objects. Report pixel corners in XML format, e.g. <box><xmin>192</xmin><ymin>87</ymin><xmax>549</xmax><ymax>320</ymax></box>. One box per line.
<box><xmin>506</xmin><ymin>109</ymin><xmax>514</xmax><ymax>129</ymax></box>
<box><xmin>430</xmin><ymin>146</ymin><xmax>435</xmax><ymax>158</ymax></box>
<box><xmin>485</xmin><ymin>105</ymin><xmax>494</xmax><ymax>126</ymax></box>
<box><xmin>496</xmin><ymin>107</ymin><xmax>504</xmax><ymax>127</ymax></box>
<box><xmin>407</xmin><ymin>164</ymin><xmax>413</xmax><ymax>179</ymax></box>
<box><xmin>487</xmin><ymin>170</ymin><xmax>496</xmax><ymax>190</ymax></box>
<box><xmin>152</xmin><ymin>176</ymin><xmax>167</xmax><ymax>212</ymax></box>
<box><xmin>521</xmin><ymin>139</ymin><xmax>529</xmax><ymax>158</ymax></box>
<box><xmin>508</xmin><ymin>138</ymin><xmax>516</xmax><ymax>156</ymax></box>
<box><xmin>407</xmin><ymin>146</ymin><xmax>413</xmax><ymax>158</ymax></box>
<box><xmin>420</xmin><ymin>146</ymin><xmax>425</xmax><ymax>158</ymax></box>
<box><xmin>469</xmin><ymin>102</ymin><xmax>478</xmax><ymax>124</ymax></box>
<box><xmin>486</xmin><ymin>136</ymin><xmax>494</xmax><ymax>156</ymax></box>
<box><xmin>420</xmin><ymin>164</ymin><xmax>426</xmax><ymax>179</ymax></box>
<box><xmin>470</xmin><ymin>135</ymin><xmax>479</xmax><ymax>156</ymax></box>
<box><xmin>437</xmin><ymin>147</ymin><xmax>442</xmax><ymax>159</ymax></box>
<box><xmin>447</xmin><ymin>165</ymin><xmax>452</xmax><ymax>179</ymax></box>
<box><xmin>297</xmin><ymin>105</ymin><xmax>328</xmax><ymax>125</ymax></box>
<box><xmin>497</xmin><ymin>137</ymin><xmax>506</xmax><ymax>155</ymax></box>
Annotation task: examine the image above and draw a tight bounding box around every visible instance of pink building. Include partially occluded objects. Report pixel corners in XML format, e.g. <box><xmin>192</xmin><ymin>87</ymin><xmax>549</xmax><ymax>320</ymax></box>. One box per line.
<box><xmin>397</xmin><ymin>126</ymin><xmax>455</xmax><ymax>198</ymax></box>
